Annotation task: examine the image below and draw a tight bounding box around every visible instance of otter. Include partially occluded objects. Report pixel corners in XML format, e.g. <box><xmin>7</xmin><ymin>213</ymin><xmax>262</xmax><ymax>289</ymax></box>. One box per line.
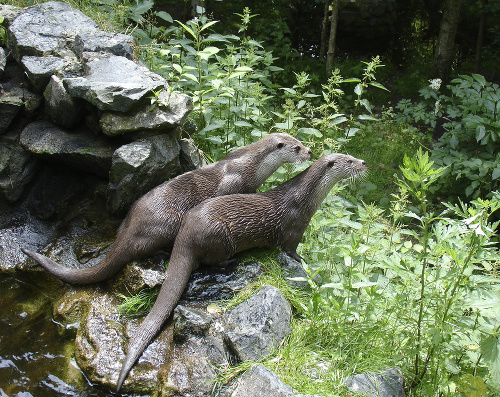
<box><xmin>21</xmin><ymin>133</ymin><xmax>311</xmax><ymax>284</ymax></box>
<box><xmin>116</xmin><ymin>153</ymin><xmax>367</xmax><ymax>391</ymax></box>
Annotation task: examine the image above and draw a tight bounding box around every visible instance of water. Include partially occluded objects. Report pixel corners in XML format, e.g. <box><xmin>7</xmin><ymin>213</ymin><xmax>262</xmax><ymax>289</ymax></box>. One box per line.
<box><xmin>0</xmin><ymin>274</ymin><xmax>116</xmax><ymax>397</ymax></box>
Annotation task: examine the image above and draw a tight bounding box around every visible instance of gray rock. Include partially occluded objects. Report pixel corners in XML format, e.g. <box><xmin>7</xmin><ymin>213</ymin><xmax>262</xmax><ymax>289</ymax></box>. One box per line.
<box><xmin>8</xmin><ymin>1</ymin><xmax>99</xmax><ymax>62</ymax></box>
<box><xmin>0</xmin><ymin>47</ymin><xmax>6</xmax><ymax>74</ymax></box>
<box><xmin>179</xmin><ymin>137</ymin><xmax>206</xmax><ymax>171</ymax></box>
<box><xmin>0</xmin><ymin>4</ymin><xmax>24</xmax><ymax>26</ymax></box>
<box><xmin>222</xmin><ymin>285</ymin><xmax>291</xmax><ymax>362</ymax></box>
<box><xmin>75</xmin><ymin>291</ymin><xmax>172</xmax><ymax>393</ymax></box>
<box><xmin>0</xmin><ymin>138</ymin><xmax>38</xmax><ymax>203</ymax></box>
<box><xmin>173</xmin><ymin>305</ymin><xmax>214</xmax><ymax>340</ymax></box>
<box><xmin>44</xmin><ymin>75</ymin><xmax>84</xmax><ymax>128</ymax></box>
<box><xmin>21</xmin><ymin>55</ymin><xmax>66</xmax><ymax>92</ymax></box>
<box><xmin>228</xmin><ymin>365</ymin><xmax>321</xmax><ymax>397</ymax></box>
<box><xmin>344</xmin><ymin>368</ymin><xmax>405</xmax><ymax>397</ymax></box>
<box><xmin>0</xmin><ymin>95</ymin><xmax>23</xmax><ymax>135</ymax></box>
<box><xmin>0</xmin><ymin>215</ymin><xmax>54</xmax><ymax>273</ymax></box>
<box><xmin>107</xmin><ymin>134</ymin><xmax>181</xmax><ymax>214</ymax></box>
<box><xmin>110</xmin><ymin>259</ymin><xmax>167</xmax><ymax>296</ymax></box>
<box><xmin>277</xmin><ymin>252</ymin><xmax>323</xmax><ymax>289</ymax></box>
<box><xmin>72</xmin><ymin>31</ymin><xmax>134</xmax><ymax>59</ymax></box>
<box><xmin>183</xmin><ymin>262</ymin><xmax>263</xmax><ymax>301</ymax></box>
<box><xmin>19</xmin><ymin>120</ymin><xmax>118</xmax><ymax>177</ymax></box>
<box><xmin>99</xmin><ymin>90</ymin><xmax>192</xmax><ymax>136</ymax></box>
<box><xmin>64</xmin><ymin>55</ymin><xmax>166</xmax><ymax>112</ymax></box>
<box><xmin>155</xmin><ymin>336</ymin><xmax>229</xmax><ymax>397</ymax></box>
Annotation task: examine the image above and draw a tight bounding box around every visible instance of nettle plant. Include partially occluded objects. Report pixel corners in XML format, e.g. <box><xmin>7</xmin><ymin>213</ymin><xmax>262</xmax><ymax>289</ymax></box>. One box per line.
<box><xmin>297</xmin><ymin>149</ymin><xmax>500</xmax><ymax>396</ymax></box>
<box><xmin>396</xmin><ymin>74</ymin><xmax>500</xmax><ymax>199</ymax></box>
<box><xmin>150</xmin><ymin>7</ymin><xmax>283</xmax><ymax>159</ymax></box>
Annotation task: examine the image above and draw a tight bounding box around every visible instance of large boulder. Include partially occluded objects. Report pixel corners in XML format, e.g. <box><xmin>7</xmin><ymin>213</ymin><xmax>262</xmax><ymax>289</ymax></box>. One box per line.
<box><xmin>99</xmin><ymin>91</ymin><xmax>193</xmax><ymax>137</ymax></box>
<box><xmin>0</xmin><ymin>138</ymin><xmax>38</xmax><ymax>203</ymax></box>
<box><xmin>44</xmin><ymin>75</ymin><xmax>85</xmax><ymax>128</ymax></box>
<box><xmin>19</xmin><ymin>120</ymin><xmax>119</xmax><ymax>178</ymax></box>
<box><xmin>107</xmin><ymin>134</ymin><xmax>181</xmax><ymax>214</ymax></box>
<box><xmin>227</xmin><ymin>365</ymin><xmax>321</xmax><ymax>397</ymax></box>
<box><xmin>344</xmin><ymin>368</ymin><xmax>405</xmax><ymax>397</ymax></box>
<box><xmin>64</xmin><ymin>55</ymin><xmax>166</xmax><ymax>112</ymax></box>
<box><xmin>20</xmin><ymin>55</ymin><xmax>67</xmax><ymax>93</ymax></box>
<box><xmin>221</xmin><ymin>285</ymin><xmax>292</xmax><ymax>362</ymax></box>
<box><xmin>7</xmin><ymin>1</ymin><xmax>99</xmax><ymax>62</ymax></box>
<box><xmin>71</xmin><ymin>31</ymin><xmax>134</xmax><ymax>59</ymax></box>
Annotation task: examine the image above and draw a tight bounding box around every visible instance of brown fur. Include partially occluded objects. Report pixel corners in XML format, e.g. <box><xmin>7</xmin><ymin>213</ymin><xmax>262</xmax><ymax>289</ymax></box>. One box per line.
<box><xmin>22</xmin><ymin>133</ymin><xmax>311</xmax><ymax>284</ymax></box>
<box><xmin>116</xmin><ymin>153</ymin><xmax>367</xmax><ymax>391</ymax></box>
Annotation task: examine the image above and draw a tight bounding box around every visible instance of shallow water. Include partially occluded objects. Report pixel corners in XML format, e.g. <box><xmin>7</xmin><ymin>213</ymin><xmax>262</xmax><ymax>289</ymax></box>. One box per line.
<box><xmin>0</xmin><ymin>274</ymin><xmax>121</xmax><ymax>397</ymax></box>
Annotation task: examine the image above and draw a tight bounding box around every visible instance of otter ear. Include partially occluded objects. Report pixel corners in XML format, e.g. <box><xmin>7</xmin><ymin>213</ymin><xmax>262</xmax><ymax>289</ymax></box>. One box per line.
<box><xmin>277</xmin><ymin>142</ymin><xmax>285</xmax><ymax>149</ymax></box>
<box><xmin>327</xmin><ymin>160</ymin><xmax>336</xmax><ymax>168</ymax></box>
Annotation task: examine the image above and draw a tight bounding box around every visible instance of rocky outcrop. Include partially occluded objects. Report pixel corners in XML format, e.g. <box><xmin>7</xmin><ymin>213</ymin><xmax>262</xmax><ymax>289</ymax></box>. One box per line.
<box><xmin>1</xmin><ymin>1</ymin><xmax>193</xmax><ymax>213</ymax></box>
<box><xmin>344</xmin><ymin>368</ymin><xmax>405</xmax><ymax>397</ymax></box>
<box><xmin>222</xmin><ymin>285</ymin><xmax>291</xmax><ymax>362</ymax></box>
<box><xmin>225</xmin><ymin>365</ymin><xmax>321</xmax><ymax>397</ymax></box>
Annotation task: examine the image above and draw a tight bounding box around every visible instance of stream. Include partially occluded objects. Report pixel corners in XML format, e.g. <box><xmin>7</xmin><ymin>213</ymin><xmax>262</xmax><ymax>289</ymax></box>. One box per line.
<box><xmin>0</xmin><ymin>274</ymin><xmax>125</xmax><ymax>397</ymax></box>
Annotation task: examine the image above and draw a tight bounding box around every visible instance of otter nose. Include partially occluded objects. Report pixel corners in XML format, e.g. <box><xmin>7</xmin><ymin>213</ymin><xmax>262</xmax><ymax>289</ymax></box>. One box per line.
<box><xmin>308</xmin><ymin>149</ymin><xmax>312</xmax><ymax>156</ymax></box>
<box><xmin>362</xmin><ymin>160</ymin><xmax>367</xmax><ymax>166</ymax></box>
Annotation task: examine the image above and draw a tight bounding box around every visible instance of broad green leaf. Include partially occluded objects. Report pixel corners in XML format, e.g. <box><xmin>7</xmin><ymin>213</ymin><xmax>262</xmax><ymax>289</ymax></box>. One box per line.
<box><xmin>132</xmin><ymin>0</ymin><xmax>153</xmax><ymax>15</ymax></box>
<box><xmin>234</xmin><ymin>121</ymin><xmax>252</xmax><ymax>127</ymax></box>
<box><xmin>172</xmin><ymin>63</ymin><xmax>182</xmax><ymax>74</ymax></box>
<box><xmin>234</xmin><ymin>66</ymin><xmax>253</xmax><ymax>72</ymax></box>
<box><xmin>182</xmin><ymin>73</ymin><xmax>199</xmax><ymax>83</ymax></box>
<box><xmin>492</xmin><ymin>167</ymin><xmax>500</xmax><ymax>180</ymax></box>
<box><xmin>369</xmin><ymin>81</ymin><xmax>390</xmax><ymax>91</ymax></box>
<box><xmin>358</xmin><ymin>114</ymin><xmax>377</xmax><ymax>121</ymax></box>
<box><xmin>476</xmin><ymin>125</ymin><xmax>486</xmax><ymax>142</ymax></box>
<box><xmin>198</xmin><ymin>46</ymin><xmax>220</xmax><ymax>60</ymax></box>
<box><xmin>199</xmin><ymin>20</ymin><xmax>219</xmax><ymax>32</ymax></box>
<box><xmin>354</xmin><ymin>83</ymin><xmax>363</xmax><ymax>96</ymax></box>
<box><xmin>176</xmin><ymin>20</ymin><xmax>197</xmax><ymax>40</ymax></box>
<box><xmin>481</xmin><ymin>335</ymin><xmax>500</xmax><ymax>387</ymax></box>
<box><xmin>297</xmin><ymin>128</ymin><xmax>322</xmax><ymax>138</ymax></box>
<box><xmin>155</xmin><ymin>11</ymin><xmax>173</xmax><ymax>23</ymax></box>
<box><xmin>472</xmin><ymin>73</ymin><xmax>487</xmax><ymax>87</ymax></box>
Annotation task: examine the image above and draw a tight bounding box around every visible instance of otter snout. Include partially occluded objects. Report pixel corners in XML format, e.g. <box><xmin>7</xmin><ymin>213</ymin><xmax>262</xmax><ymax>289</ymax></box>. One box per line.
<box><xmin>297</xmin><ymin>145</ymin><xmax>312</xmax><ymax>162</ymax></box>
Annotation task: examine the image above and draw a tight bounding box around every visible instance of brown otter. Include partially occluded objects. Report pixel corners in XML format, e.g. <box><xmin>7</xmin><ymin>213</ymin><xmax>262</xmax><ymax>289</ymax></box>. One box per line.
<box><xmin>116</xmin><ymin>153</ymin><xmax>367</xmax><ymax>391</ymax></box>
<box><xmin>21</xmin><ymin>133</ymin><xmax>311</xmax><ymax>284</ymax></box>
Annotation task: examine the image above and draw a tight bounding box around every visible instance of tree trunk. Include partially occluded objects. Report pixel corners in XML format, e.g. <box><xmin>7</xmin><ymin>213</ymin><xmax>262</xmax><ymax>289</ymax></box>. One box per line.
<box><xmin>320</xmin><ymin>0</ymin><xmax>330</xmax><ymax>59</ymax></box>
<box><xmin>326</xmin><ymin>0</ymin><xmax>339</xmax><ymax>75</ymax></box>
<box><xmin>474</xmin><ymin>0</ymin><xmax>487</xmax><ymax>73</ymax></box>
<box><xmin>432</xmin><ymin>0</ymin><xmax>462</xmax><ymax>80</ymax></box>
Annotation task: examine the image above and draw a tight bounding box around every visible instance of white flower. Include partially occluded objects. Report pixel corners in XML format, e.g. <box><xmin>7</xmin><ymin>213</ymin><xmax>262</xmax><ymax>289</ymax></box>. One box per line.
<box><xmin>429</xmin><ymin>78</ymin><xmax>442</xmax><ymax>90</ymax></box>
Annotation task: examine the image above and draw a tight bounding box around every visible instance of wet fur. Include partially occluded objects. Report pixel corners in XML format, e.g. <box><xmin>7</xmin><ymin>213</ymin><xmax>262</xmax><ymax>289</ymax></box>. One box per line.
<box><xmin>22</xmin><ymin>133</ymin><xmax>311</xmax><ymax>284</ymax></box>
<box><xmin>116</xmin><ymin>153</ymin><xmax>367</xmax><ymax>391</ymax></box>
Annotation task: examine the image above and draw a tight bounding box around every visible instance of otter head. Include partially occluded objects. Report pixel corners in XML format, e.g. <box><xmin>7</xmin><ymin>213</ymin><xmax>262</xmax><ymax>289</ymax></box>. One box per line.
<box><xmin>323</xmin><ymin>153</ymin><xmax>367</xmax><ymax>182</ymax></box>
<box><xmin>312</xmin><ymin>153</ymin><xmax>367</xmax><ymax>202</ymax></box>
<box><xmin>263</xmin><ymin>133</ymin><xmax>312</xmax><ymax>165</ymax></box>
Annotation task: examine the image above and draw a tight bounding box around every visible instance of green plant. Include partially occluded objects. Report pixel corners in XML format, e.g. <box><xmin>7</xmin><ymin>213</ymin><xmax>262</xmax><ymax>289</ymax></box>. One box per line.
<box><xmin>396</xmin><ymin>74</ymin><xmax>500</xmax><ymax>200</ymax></box>
<box><xmin>281</xmin><ymin>149</ymin><xmax>500</xmax><ymax>396</ymax></box>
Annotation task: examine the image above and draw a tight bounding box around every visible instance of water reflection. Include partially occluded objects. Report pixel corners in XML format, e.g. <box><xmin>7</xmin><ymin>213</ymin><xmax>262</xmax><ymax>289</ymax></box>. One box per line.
<box><xmin>0</xmin><ymin>274</ymin><xmax>117</xmax><ymax>397</ymax></box>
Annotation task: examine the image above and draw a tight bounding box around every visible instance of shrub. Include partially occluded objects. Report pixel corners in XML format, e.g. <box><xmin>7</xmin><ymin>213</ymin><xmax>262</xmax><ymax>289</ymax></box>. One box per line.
<box><xmin>396</xmin><ymin>74</ymin><xmax>500</xmax><ymax>200</ymax></box>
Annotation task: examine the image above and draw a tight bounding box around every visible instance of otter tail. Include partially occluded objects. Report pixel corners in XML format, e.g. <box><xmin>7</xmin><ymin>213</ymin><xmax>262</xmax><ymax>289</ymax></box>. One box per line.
<box><xmin>116</xmin><ymin>246</ymin><xmax>195</xmax><ymax>392</ymax></box>
<box><xmin>21</xmin><ymin>247</ymin><xmax>127</xmax><ymax>285</ymax></box>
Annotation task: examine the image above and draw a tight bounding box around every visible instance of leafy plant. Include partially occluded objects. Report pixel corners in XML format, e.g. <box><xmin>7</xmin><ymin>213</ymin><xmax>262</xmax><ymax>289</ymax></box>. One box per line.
<box><xmin>396</xmin><ymin>74</ymin><xmax>500</xmax><ymax>200</ymax></box>
<box><xmin>284</xmin><ymin>149</ymin><xmax>500</xmax><ymax>396</ymax></box>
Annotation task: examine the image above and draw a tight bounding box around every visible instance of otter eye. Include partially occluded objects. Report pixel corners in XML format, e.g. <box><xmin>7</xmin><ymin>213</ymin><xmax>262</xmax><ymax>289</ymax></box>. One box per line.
<box><xmin>277</xmin><ymin>142</ymin><xmax>284</xmax><ymax>149</ymax></box>
<box><xmin>294</xmin><ymin>146</ymin><xmax>301</xmax><ymax>153</ymax></box>
<box><xmin>327</xmin><ymin>161</ymin><xmax>336</xmax><ymax>168</ymax></box>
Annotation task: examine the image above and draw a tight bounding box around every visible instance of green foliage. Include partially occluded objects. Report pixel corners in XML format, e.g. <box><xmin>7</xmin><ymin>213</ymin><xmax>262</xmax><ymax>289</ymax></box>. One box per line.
<box><xmin>0</xmin><ymin>17</ymin><xmax>6</xmax><ymax>46</ymax></box>
<box><xmin>116</xmin><ymin>287</ymin><xmax>159</xmax><ymax>318</ymax></box>
<box><xmin>396</xmin><ymin>74</ymin><xmax>500</xmax><ymax>200</ymax></box>
<box><xmin>288</xmin><ymin>151</ymin><xmax>500</xmax><ymax>396</ymax></box>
